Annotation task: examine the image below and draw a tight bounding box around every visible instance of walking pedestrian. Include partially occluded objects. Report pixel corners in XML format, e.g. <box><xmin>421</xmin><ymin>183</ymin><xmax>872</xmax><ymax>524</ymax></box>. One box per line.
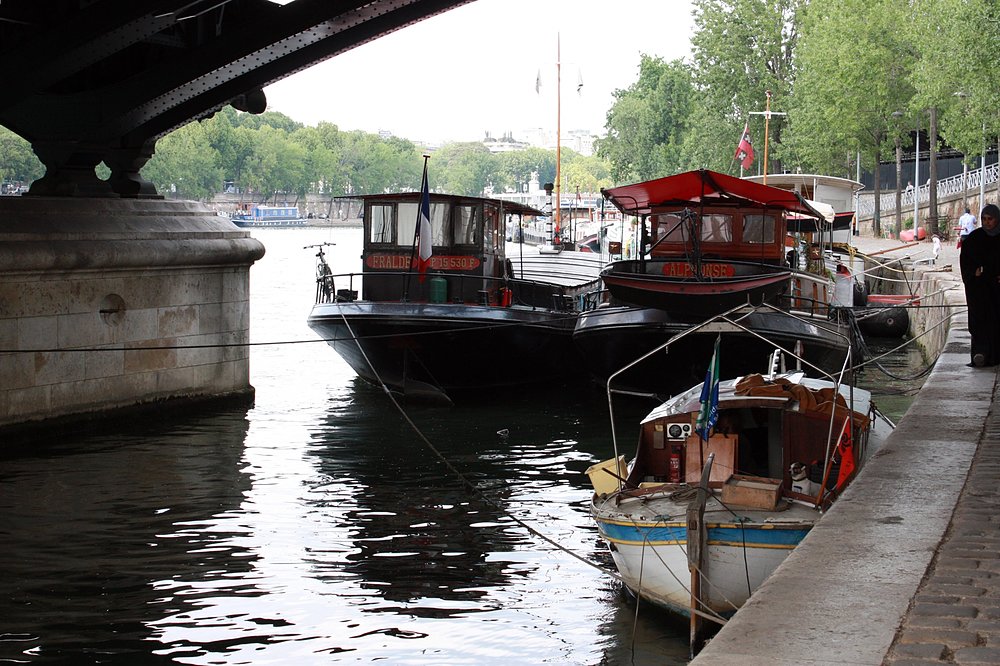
<box><xmin>958</xmin><ymin>206</ymin><xmax>977</xmax><ymax>248</ymax></box>
<box><xmin>959</xmin><ymin>203</ymin><xmax>1000</xmax><ymax>367</ymax></box>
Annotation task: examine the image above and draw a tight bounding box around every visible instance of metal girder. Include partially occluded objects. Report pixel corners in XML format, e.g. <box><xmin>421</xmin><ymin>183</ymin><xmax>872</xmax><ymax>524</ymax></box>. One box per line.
<box><xmin>0</xmin><ymin>0</ymin><xmax>472</xmax><ymax>197</ymax></box>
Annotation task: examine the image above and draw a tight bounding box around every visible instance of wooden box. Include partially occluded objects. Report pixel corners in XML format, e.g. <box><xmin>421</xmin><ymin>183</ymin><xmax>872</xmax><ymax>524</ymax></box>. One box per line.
<box><xmin>685</xmin><ymin>434</ymin><xmax>737</xmax><ymax>485</ymax></box>
<box><xmin>721</xmin><ymin>474</ymin><xmax>782</xmax><ymax>510</ymax></box>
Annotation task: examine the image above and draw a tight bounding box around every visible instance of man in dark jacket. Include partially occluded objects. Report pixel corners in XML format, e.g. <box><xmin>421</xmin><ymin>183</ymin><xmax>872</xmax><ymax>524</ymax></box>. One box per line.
<box><xmin>960</xmin><ymin>203</ymin><xmax>1000</xmax><ymax>366</ymax></box>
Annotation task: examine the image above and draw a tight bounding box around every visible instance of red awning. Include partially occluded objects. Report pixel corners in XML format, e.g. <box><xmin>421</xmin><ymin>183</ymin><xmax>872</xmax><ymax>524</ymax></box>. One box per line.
<box><xmin>601</xmin><ymin>169</ymin><xmax>823</xmax><ymax>218</ymax></box>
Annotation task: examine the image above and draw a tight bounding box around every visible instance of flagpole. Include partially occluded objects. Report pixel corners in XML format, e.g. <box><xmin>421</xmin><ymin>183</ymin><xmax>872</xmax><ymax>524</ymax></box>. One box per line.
<box><xmin>555</xmin><ymin>33</ymin><xmax>562</xmax><ymax>247</ymax></box>
<box><xmin>403</xmin><ymin>154</ymin><xmax>430</xmax><ymax>302</ymax></box>
<box><xmin>749</xmin><ymin>91</ymin><xmax>786</xmax><ymax>184</ymax></box>
<box><xmin>763</xmin><ymin>92</ymin><xmax>771</xmax><ymax>184</ymax></box>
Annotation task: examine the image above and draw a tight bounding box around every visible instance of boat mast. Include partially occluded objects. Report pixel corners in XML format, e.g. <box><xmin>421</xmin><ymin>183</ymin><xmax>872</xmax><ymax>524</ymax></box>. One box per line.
<box><xmin>749</xmin><ymin>90</ymin><xmax>786</xmax><ymax>185</ymax></box>
<box><xmin>555</xmin><ymin>33</ymin><xmax>562</xmax><ymax>245</ymax></box>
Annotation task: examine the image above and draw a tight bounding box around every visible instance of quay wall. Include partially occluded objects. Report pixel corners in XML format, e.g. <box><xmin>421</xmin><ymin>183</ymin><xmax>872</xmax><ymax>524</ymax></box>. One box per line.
<box><xmin>0</xmin><ymin>198</ymin><xmax>265</xmax><ymax>433</ymax></box>
<box><xmin>693</xmin><ymin>263</ymin><xmax>974</xmax><ymax>664</ymax></box>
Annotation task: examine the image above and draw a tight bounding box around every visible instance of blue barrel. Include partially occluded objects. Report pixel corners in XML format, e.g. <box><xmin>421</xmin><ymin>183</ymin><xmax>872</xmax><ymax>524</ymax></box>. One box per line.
<box><xmin>429</xmin><ymin>276</ymin><xmax>447</xmax><ymax>303</ymax></box>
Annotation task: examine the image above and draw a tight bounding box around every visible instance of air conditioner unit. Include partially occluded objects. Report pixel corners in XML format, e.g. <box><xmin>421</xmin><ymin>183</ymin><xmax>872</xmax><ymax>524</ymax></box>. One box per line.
<box><xmin>666</xmin><ymin>423</ymin><xmax>692</xmax><ymax>441</ymax></box>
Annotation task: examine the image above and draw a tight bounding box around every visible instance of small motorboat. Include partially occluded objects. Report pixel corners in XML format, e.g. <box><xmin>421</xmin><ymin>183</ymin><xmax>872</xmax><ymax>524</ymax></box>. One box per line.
<box><xmin>586</xmin><ymin>314</ymin><xmax>893</xmax><ymax>648</ymax></box>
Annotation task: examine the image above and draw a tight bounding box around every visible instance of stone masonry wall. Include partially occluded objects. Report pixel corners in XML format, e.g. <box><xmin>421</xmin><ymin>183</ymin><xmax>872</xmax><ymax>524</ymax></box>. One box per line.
<box><xmin>0</xmin><ymin>197</ymin><xmax>265</xmax><ymax>430</ymax></box>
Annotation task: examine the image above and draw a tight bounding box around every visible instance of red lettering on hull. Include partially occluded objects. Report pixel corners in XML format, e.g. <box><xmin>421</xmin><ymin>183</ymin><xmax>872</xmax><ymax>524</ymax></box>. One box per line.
<box><xmin>365</xmin><ymin>254</ymin><xmax>482</xmax><ymax>271</ymax></box>
<box><xmin>662</xmin><ymin>262</ymin><xmax>735</xmax><ymax>278</ymax></box>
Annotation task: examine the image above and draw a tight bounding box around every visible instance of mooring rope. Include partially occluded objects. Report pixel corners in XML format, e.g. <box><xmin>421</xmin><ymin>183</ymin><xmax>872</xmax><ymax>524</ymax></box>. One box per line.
<box><xmin>334</xmin><ymin>308</ymin><xmax>626</xmax><ymax>585</ymax></box>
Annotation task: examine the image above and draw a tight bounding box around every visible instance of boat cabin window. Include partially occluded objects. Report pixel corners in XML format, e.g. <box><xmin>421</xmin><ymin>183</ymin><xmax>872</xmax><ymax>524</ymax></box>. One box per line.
<box><xmin>367</xmin><ymin>201</ymin><xmax>452</xmax><ymax>247</ymax></box>
<box><xmin>651</xmin><ymin>212</ymin><xmax>733</xmax><ymax>244</ymax></box>
<box><xmin>396</xmin><ymin>203</ymin><xmax>418</xmax><ymax>248</ymax></box>
<box><xmin>743</xmin><ymin>214</ymin><xmax>777</xmax><ymax>244</ymax></box>
<box><xmin>369</xmin><ymin>204</ymin><xmax>394</xmax><ymax>244</ymax></box>
<box><xmin>453</xmin><ymin>205</ymin><xmax>480</xmax><ymax>246</ymax></box>
<box><xmin>701</xmin><ymin>213</ymin><xmax>733</xmax><ymax>243</ymax></box>
<box><xmin>652</xmin><ymin>213</ymin><xmax>689</xmax><ymax>243</ymax></box>
<box><xmin>484</xmin><ymin>205</ymin><xmax>500</xmax><ymax>253</ymax></box>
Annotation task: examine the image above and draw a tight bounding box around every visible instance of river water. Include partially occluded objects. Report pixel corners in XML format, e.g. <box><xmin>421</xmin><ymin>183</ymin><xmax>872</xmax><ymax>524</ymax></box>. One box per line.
<box><xmin>0</xmin><ymin>227</ymin><xmax>925</xmax><ymax>665</ymax></box>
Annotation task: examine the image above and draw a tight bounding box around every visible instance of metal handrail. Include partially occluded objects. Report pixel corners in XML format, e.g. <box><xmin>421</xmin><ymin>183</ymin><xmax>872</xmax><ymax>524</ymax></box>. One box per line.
<box><xmin>313</xmin><ymin>269</ymin><xmax>606</xmax><ymax>312</ymax></box>
<box><xmin>856</xmin><ymin>162</ymin><xmax>1000</xmax><ymax>218</ymax></box>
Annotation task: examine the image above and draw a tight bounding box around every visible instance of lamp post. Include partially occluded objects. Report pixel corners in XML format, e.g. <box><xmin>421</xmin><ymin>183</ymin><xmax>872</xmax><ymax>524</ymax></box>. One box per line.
<box><xmin>892</xmin><ymin>111</ymin><xmax>904</xmax><ymax>239</ymax></box>
<box><xmin>981</xmin><ymin>123</ymin><xmax>986</xmax><ymax>213</ymax></box>
<box><xmin>955</xmin><ymin>91</ymin><xmax>983</xmax><ymax>215</ymax></box>
<box><xmin>914</xmin><ymin>116</ymin><xmax>920</xmax><ymax>232</ymax></box>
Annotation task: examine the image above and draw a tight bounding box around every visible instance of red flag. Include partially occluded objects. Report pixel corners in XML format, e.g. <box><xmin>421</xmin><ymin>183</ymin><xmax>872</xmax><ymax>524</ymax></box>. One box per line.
<box><xmin>835</xmin><ymin>421</ymin><xmax>856</xmax><ymax>491</ymax></box>
<box><xmin>734</xmin><ymin>122</ymin><xmax>755</xmax><ymax>169</ymax></box>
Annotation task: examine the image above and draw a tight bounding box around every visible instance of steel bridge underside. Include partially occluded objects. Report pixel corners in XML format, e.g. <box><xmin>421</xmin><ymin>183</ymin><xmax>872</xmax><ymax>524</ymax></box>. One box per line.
<box><xmin>0</xmin><ymin>0</ymin><xmax>472</xmax><ymax>198</ymax></box>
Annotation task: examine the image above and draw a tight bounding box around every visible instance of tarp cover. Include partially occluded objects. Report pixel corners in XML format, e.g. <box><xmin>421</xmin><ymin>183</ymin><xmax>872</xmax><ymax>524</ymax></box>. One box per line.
<box><xmin>601</xmin><ymin>169</ymin><xmax>823</xmax><ymax>219</ymax></box>
<box><xmin>787</xmin><ymin>209</ymin><xmax>854</xmax><ymax>233</ymax></box>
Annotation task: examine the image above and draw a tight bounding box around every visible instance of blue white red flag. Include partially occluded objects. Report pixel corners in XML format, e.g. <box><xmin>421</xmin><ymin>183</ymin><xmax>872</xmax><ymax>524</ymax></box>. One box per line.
<box><xmin>417</xmin><ymin>160</ymin><xmax>432</xmax><ymax>282</ymax></box>
<box><xmin>695</xmin><ymin>336</ymin><xmax>721</xmax><ymax>439</ymax></box>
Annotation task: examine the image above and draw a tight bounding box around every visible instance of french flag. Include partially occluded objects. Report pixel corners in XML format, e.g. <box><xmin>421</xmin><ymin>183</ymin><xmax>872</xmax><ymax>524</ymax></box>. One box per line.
<box><xmin>417</xmin><ymin>159</ymin><xmax>432</xmax><ymax>282</ymax></box>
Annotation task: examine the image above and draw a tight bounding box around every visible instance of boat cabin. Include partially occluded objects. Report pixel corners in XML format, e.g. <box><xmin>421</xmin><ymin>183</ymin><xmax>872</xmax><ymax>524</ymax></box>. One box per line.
<box><xmin>623</xmin><ymin>374</ymin><xmax>870</xmax><ymax>507</ymax></box>
<box><xmin>648</xmin><ymin>204</ymin><xmax>787</xmax><ymax>265</ymax></box>
<box><xmin>356</xmin><ymin>192</ymin><xmax>544</xmax><ymax>305</ymax></box>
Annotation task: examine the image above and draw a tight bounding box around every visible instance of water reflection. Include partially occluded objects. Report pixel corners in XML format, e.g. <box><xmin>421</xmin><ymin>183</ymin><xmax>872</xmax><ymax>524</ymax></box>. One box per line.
<box><xmin>0</xmin><ymin>407</ymin><xmax>252</xmax><ymax>664</ymax></box>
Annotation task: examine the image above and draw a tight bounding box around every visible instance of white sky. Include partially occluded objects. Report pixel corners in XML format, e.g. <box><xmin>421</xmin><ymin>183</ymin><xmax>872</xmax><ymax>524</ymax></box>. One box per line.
<box><xmin>264</xmin><ymin>0</ymin><xmax>696</xmax><ymax>145</ymax></box>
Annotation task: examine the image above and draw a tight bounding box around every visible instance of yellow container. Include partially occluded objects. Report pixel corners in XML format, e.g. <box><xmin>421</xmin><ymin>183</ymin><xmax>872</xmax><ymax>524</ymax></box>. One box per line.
<box><xmin>585</xmin><ymin>456</ymin><xmax>628</xmax><ymax>496</ymax></box>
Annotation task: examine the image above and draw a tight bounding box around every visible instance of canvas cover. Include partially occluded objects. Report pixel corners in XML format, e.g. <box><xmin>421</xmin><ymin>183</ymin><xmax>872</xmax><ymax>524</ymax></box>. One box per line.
<box><xmin>601</xmin><ymin>169</ymin><xmax>824</xmax><ymax>219</ymax></box>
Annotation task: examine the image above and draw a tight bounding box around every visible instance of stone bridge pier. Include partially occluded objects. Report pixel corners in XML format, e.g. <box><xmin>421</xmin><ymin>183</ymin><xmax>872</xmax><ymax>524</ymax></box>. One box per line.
<box><xmin>0</xmin><ymin>198</ymin><xmax>265</xmax><ymax>430</ymax></box>
<box><xmin>0</xmin><ymin>1</ymin><xmax>469</xmax><ymax>434</ymax></box>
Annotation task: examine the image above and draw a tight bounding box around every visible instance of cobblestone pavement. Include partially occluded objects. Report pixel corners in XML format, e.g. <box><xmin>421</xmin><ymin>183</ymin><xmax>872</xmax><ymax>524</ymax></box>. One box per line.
<box><xmin>884</xmin><ymin>374</ymin><xmax>1000</xmax><ymax>666</ymax></box>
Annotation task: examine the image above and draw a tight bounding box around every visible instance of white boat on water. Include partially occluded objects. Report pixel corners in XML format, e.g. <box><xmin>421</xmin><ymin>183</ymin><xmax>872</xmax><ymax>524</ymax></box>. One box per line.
<box><xmin>587</xmin><ymin>314</ymin><xmax>893</xmax><ymax>644</ymax></box>
<box><xmin>231</xmin><ymin>204</ymin><xmax>306</xmax><ymax>227</ymax></box>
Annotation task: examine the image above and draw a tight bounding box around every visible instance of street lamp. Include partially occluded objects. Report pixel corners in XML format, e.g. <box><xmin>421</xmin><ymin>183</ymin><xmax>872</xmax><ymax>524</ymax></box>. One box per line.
<box><xmin>980</xmin><ymin>122</ymin><xmax>986</xmax><ymax>213</ymax></box>
<box><xmin>892</xmin><ymin>111</ymin><xmax>904</xmax><ymax>239</ymax></box>
<box><xmin>914</xmin><ymin>114</ymin><xmax>921</xmax><ymax>232</ymax></box>
<box><xmin>955</xmin><ymin>91</ymin><xmax>985</xmax><ymax>214</ymax></box>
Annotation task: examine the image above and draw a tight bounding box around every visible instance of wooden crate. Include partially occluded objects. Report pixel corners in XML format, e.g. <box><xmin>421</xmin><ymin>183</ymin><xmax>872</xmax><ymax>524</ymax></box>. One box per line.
<box><xmin>721</xmin><ymin>474</ymin><xmax>782</xmax><ymax>510</ymax></box>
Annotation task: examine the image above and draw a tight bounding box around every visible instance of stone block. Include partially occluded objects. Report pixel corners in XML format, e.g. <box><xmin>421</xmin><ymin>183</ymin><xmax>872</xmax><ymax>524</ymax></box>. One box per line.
<box><xmin>33</xmin><ymin>350</ymin><xmax>87</xmax><ymax>385</ymax></box>
<box><xmin>84</xmin><ymin>348</ymin><xmax>123</xmax><ymax>380</ymax></box>
<box><xmin>124</xmin><ymin>339</ymin><xmax>178</xmax><ymax>373</ymax></box>
<box><xmin>58</xmin><ymin>312</ymin><xmax>111</xmax><ymax>348</ymax></box>
<box><xmin>0</xmin><ymin>318</ymin><xmax>16</xmax><ymax>348</ymax></box>
<box><xmin>18</xmin><ymin>315</ymin><xmax>58</xmax><ymax>350</ymax></box>
<box><xmin>157</xmin><ymin>306</ymin><xmax>198</xmax><ymax>338</ymax></box>
<box><xmin>2</xmin><ymin>352</ymin><xmax>35</xmax><ymax>390</ymax></box>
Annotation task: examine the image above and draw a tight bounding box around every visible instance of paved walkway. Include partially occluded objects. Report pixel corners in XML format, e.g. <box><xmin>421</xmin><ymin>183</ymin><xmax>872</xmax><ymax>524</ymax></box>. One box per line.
<box><xmin>693</xmin><ymin>233</ymin><xmax>1000</xmax><ymax>665</ymax></box>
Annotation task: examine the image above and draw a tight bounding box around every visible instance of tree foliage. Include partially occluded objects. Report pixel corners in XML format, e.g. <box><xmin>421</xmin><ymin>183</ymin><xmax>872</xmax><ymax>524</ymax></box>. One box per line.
<box><xmin>598</xmin><ymin>55</ymin><xmax>695</xmax><ymax>182</ymax></box>
<box><xmin>686</xmin><ymin>0</ymin><xmax>804</xmax><ymax>173</ymax></box>
<box><xmin>0</xmin><ymin>126</ymin><xmax>43</xmax><ymax>187</ymax></box>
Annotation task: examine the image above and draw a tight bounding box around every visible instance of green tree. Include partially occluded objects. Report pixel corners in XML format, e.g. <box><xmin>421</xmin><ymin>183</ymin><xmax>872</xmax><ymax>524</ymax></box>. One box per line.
<box><xmin>142</xmin><ymin>120</ymin><xmax>222</xmax><ymax>200</ymax></box>
<box><xmin>912</xmin><ymin>0</ymin><xmax>1000</xmax><ymax>169</ymax></box>
<box><xmin>492</xmin><ymin>147</ymin><xmax>556</xmax><ymax>194</ymax></box>
<box><xmin>686</xmin><ymin>0</ymin><xmax>804</xmax><ymax>175</ymax></box>
<box><xmin>598</xmin><ymin>55</ymin><xmax>695</xmax><ymax>182</ymax></box>
<box><xmin>429</xmin><ymin>142</ymin><xmax>492</xmax><ymax>196</ymax></box>
<box><xmin>235</xmin><ymin>110</ymin><xmax>303</xmax><ymax>134</ymax></box>
<box><xmin>203</xmin><ymin>107</ymin><xmax>256</xmax><ymax>190</ymax></box>
<box><xmin>0</xmin><ymin>126</ymin><xmax>44</xmax><ymax>187</ymax></box>
<box><xmin>247</xmin><ymin>125</ymin><xmax>308</xmax><ymax>202</ymax></box>
<box><xmin>789</xmin><ymin>0</ymin><xmax>915</xmax><ymax>235</ymax></box>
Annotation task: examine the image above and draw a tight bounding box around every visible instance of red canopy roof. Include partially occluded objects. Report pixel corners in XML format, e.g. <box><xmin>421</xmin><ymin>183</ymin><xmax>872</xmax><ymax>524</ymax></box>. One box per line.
<box><xmin>601</xmin><ymin>169</ymin><xmax>823</xmax><ymax>218</ymax></box>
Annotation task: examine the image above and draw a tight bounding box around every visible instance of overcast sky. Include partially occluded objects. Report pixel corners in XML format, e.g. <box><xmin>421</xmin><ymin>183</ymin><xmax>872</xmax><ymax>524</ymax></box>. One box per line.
<box><xmin>263</xmin><ymin>0</ymin><xmax>696</xmax><ymax>145</ymax></box>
